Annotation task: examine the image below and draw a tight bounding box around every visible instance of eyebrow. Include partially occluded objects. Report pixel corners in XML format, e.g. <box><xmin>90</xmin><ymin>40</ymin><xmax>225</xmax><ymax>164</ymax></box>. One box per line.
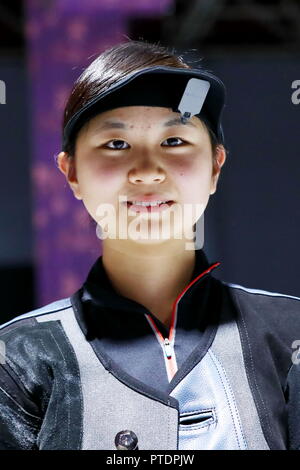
<box><xmin>163</xmin><ymin>117</ymin><xmax>197</xmax><ymax>128</ymax></box>
<box><xmin>93</xmin><ymin>117</ymin><xmax>197</xmax><ymax>133</ymax></box>
<box><xmin>96</xmin><ymin>121</ymin><xmax>126</xmax><ymax>130</ymax></box>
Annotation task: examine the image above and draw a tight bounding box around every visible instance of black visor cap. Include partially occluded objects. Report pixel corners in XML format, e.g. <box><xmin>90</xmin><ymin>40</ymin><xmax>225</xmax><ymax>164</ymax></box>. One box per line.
<box><xmin>62</xmin><ymin>66</ymin><xmax>226</xmax><ymax>152</ymax></box>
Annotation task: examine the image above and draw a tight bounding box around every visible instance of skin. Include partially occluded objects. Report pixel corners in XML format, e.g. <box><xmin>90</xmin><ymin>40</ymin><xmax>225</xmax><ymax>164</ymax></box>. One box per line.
<box><xmin>57</xmin><ymin>106</ymin><xmax>226</xmax><ymax>328</ymax></box>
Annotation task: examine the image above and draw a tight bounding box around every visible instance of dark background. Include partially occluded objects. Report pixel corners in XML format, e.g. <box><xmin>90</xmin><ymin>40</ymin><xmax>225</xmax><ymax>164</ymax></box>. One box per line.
<box><xmin>0</xmin><ymin>0</ymin><xmax>299</xmax><ymax>322</ymax></box>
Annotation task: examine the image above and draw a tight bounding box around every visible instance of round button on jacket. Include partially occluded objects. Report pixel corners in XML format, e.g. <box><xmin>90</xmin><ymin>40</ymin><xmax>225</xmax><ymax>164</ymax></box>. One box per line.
<box><xmin>115</xmin><ymin>430</ymin><xmax>139</xmax><ymax>450</ymax></box>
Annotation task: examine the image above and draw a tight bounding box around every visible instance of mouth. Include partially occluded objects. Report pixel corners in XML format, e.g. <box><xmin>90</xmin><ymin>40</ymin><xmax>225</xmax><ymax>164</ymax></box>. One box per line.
<box><xmin>125</xmin><ymin>200</ymin><xmax>175</xmax><ymax>213</ymax></box>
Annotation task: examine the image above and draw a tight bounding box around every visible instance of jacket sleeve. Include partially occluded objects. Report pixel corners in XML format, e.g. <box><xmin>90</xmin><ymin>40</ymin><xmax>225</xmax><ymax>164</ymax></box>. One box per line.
<box><xmin>0</xmin><ymin>361</ymin><xmax>42</xmax><ymax>449</ymax></box>
<box><xmin>284</xmin><ymin>361</ymin><xmax>300</xmax><ymax>450</ymax></box>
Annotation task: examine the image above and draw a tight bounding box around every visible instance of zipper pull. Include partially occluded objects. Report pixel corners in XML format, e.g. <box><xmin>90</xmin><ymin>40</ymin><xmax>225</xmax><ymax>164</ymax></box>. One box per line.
<box><xmin>163</xmin><ymin>338</ymin><xmax>172</xmax><ymax>359</ymax></box>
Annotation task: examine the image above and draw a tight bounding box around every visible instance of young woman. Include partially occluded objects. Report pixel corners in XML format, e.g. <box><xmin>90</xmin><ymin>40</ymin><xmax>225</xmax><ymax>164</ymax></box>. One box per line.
<box><xmin>1</xmin><ymin>41</ymin><xmax>300</xmax><ymax>451</ymax></box>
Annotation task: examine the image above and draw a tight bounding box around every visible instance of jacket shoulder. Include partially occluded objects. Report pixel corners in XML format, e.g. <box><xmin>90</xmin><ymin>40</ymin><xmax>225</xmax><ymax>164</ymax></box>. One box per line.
<box><xmin>0</xmin><ymin>297</ymin><xmax>74</xmax><ymax>394</ymax></box>
<box><xmin>0</xmin><ymin>297</ymin><xmax>72</xmax><ymax>334</ymax></box>
<box><xmin>223</xmin><ymin>281</ymin><xmax>300</xmax><ymax>337</ymax></box>
<box><xmin>224</xmin><ymin>282</ymin><xmax>300</xmax><ymax>303</ymax></box>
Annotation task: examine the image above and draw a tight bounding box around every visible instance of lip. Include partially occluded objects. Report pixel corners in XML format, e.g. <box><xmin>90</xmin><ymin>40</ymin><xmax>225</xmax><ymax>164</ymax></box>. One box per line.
<box><xmin>126</xmin><ymin>194</ymin><xmax>175</xmax><ymax>203</ymax></box>
<box><xmin>121</xmin><ymin>194</ymin><xmax>175</xmax><ymax>213</ymax></box>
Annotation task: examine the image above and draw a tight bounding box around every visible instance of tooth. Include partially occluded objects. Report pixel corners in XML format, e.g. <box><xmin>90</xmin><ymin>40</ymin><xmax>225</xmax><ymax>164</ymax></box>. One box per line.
<box><xmin>132</xmin><ymin>200</ymin><xmax>167</xmax><ymax>206</ymax></box>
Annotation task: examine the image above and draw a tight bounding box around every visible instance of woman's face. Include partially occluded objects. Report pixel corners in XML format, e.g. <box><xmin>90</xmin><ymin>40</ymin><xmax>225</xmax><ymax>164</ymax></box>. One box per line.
<box><xmin>58</xmin><ymin>106</ymin><xmax>226</xmax><ymax>250</ymax></box>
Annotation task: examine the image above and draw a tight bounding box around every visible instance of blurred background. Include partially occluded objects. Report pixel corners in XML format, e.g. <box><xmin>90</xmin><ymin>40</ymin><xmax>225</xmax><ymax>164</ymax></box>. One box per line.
<box><xmin>0</xmin><ymin>0</ymin><xmax>299</xmax><ymax>323</ymax></box>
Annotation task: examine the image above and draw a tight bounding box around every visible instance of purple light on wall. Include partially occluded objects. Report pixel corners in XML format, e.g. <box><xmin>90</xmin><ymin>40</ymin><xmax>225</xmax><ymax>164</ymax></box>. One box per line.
<box><xmin>57</xmin><ymin>0</ymin><xmax>173</xmax><ymax>15</ymax></box>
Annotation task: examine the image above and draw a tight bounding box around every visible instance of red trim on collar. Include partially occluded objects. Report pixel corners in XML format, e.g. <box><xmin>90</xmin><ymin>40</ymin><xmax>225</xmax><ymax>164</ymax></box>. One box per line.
<box><xmin>172</xmin><ymin>262</ymin><xmax>221</xmax><ymax>310</ymax></box>
<box><xmin>145</xmin><ymin>261</ymin><xmax>221</xmax><ymax>380</ymax></box>
<box><xmin>147</xmin><ymin>261</ymin><xmax>221</xmax><ymax>343</ymax></box>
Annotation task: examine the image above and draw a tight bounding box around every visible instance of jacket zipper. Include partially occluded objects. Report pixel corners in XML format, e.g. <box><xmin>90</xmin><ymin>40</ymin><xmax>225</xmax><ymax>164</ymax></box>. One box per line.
<box><xmin>163</xmin><ymin>338</ymin><xmax>172</xmax><ymax>358</ymax></box>
<box><xmin>145</xmin><ymin>313</ymin><xmax>178</xmax><ymax>381</ymax></box>
<box><xmin>145</xmin><ymin>261</ymin><xmax>221</xmax><ymax>382</ymax></box>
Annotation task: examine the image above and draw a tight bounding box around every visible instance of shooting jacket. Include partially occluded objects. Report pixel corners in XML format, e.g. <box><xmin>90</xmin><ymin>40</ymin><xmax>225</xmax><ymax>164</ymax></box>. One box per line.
<box><xmin>1</xmin><ymin>249</ymin><xmax>300</xmax><ymax>450</ymax></box>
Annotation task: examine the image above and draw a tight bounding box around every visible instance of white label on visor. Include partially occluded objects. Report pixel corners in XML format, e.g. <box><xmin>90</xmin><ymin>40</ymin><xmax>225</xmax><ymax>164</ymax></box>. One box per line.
<box><xmin>178</xmin><ymin>78</ymin><xmax>210</xmax><ymax>120</ymax></box>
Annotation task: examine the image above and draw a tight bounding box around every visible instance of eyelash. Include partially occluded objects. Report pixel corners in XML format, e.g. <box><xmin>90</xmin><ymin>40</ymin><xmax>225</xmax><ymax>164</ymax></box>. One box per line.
<box><xmin>104</xmin><ymin>137</ymin><xmax>187</xmax><ymax>150</ymax></box>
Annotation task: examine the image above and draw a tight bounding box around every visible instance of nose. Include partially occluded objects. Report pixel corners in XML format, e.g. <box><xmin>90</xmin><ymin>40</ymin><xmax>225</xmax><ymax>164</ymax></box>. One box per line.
<box><xmin>128</xmin><ymin>156</ymin><xmax>166</xmax><ymax>185</ymax></box>
<box><xmin>129</xmin><ymin>171</ymin><xmax>165</xmax><ymax>184</ymax></box>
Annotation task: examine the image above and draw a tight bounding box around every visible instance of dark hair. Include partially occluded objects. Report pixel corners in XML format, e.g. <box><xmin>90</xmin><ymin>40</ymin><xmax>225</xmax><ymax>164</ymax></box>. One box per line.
<box><xmin>62</xmin><ymin>40</ymin><xmax>222</xmax><ymax>159</ymax></box>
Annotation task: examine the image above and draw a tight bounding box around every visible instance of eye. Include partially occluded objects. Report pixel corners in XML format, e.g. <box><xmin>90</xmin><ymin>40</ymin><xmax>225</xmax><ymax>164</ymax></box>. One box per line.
<box><xmin>104</xmin><ymin>139</ymin><xmax>130</xmax><ymax>150</ymax></box>
<box><xmin>161</xmin><ymin>137</ymin><xmax>186</xmax><ymax>147</ymax></box>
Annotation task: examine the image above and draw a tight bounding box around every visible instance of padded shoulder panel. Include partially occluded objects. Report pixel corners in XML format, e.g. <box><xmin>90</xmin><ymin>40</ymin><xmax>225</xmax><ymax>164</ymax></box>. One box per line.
<box><xmin>0</xmin><ymin>298</ymin><xmax>71</xmax><ymax>331</ymax></box>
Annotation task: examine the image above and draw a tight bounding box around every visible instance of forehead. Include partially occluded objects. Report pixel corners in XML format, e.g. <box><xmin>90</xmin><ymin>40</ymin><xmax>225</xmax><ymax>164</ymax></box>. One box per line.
<box><xmin>78</xmin><ymin>106</ymin><xmax>205</xmax><ymax>137</ymax></box>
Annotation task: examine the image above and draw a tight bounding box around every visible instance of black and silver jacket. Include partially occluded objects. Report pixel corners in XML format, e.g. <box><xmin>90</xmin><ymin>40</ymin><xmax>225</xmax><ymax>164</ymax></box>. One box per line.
<box><xmin>1</xmin><ymin>249</ymin><xmax>300</xmax><ymax>450</ymax></box>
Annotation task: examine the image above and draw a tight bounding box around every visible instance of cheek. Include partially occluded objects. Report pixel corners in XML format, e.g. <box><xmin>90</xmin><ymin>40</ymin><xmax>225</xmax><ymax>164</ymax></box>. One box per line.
<box><xmin>171</xmin><ymin>157</ymin><xmax>213</xmax><ymax>201</ymax></box>
<box><xmin>77</xmin><ymin>162</ymin><xmax>125</xmax><ymax>212</ymax></box>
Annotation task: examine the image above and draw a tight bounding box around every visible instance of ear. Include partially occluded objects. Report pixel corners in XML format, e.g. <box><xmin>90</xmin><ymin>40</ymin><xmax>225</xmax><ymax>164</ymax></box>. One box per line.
<box><xmin>210</xmin><ymin>146</ymin><xmax>226</xmax><ymax>195</ymax></box>
<box><xmin>56</xmin><ymin>151</ymin><xmax>82</xmax><ymax>200</ymax></box>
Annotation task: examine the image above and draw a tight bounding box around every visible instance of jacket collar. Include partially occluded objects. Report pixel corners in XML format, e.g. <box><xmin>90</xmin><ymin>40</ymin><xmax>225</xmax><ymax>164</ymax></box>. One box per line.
<box><xmin>81</xmin><ymin>249</ymin><xmax>221</xmax><ymax>317</ymax></box>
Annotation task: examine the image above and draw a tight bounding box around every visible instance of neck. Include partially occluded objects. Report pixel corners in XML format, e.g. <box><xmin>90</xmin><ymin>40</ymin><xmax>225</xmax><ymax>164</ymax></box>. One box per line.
<box><xmin>102</xmin><ymin>240</ymin><xmax>196</xmax><ymax>327</ymax></box>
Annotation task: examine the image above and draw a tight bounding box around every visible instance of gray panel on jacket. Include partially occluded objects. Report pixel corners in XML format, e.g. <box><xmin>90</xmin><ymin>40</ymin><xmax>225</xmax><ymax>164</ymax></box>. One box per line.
<box><xmin>37</xmin><ymin>307</ymin><xmax>178</xmax><ymax>450</ymax></box>
<box><xmin>209</xmin><ymin>288</ymin><xmax>269</xmax><ymax>450</ymax></box>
